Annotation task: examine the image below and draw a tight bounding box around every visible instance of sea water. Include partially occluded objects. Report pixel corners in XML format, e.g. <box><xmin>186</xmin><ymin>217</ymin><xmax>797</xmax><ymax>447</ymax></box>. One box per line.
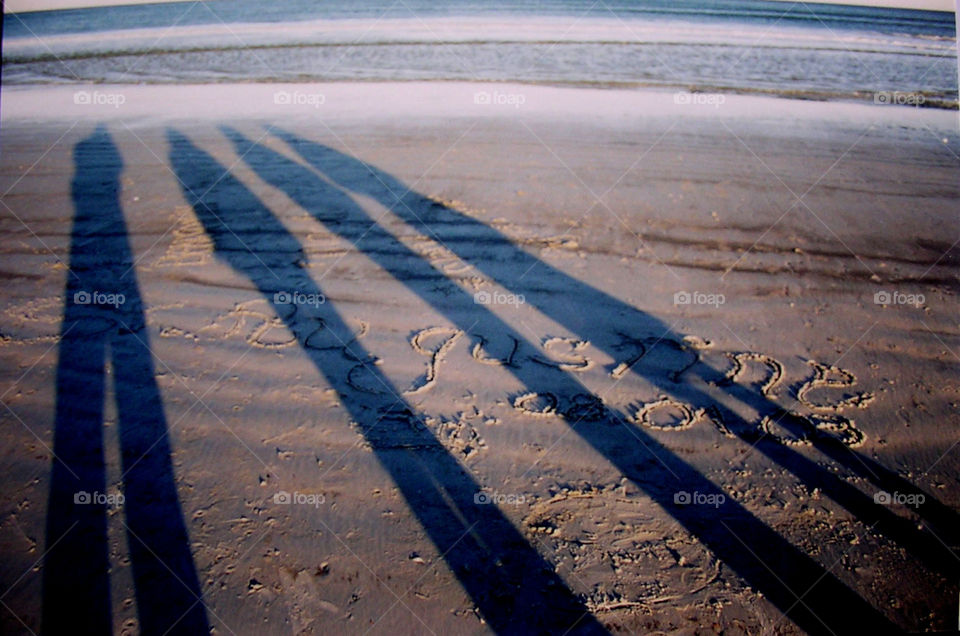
<box><xmin>3</xmin><ymin>0</ymin><xmax>956</xmax><ymax>106</ymax></box>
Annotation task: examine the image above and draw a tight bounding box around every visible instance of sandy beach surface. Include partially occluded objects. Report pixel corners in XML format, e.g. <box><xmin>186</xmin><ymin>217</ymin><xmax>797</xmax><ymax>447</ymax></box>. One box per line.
<box><xmin>1</xmin><ymin>83</ymin><xmax>958</xmax><ymax>634</ymax></box>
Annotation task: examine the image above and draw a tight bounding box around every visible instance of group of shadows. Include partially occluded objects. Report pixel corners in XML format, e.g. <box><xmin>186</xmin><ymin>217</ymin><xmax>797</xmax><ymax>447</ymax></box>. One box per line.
<box><xmin>43</xmin><ymin>124</ymin><xmax>957</xmax><ymax>635</ymax></box>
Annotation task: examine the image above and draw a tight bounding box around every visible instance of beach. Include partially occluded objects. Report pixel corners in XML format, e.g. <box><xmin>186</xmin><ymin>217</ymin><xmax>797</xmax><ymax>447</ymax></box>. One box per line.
<box><xmin>0</xmin><ymin>81</ymin><xmax>958</xmax><ymax>633</ymax></box>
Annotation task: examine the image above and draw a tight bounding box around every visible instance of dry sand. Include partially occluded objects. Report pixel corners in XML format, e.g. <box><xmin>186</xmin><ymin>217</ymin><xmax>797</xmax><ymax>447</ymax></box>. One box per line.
<box><xmin>0</xmin><ymin>83</ymin><xmax>958</xmax><ymax>634</ymax></box>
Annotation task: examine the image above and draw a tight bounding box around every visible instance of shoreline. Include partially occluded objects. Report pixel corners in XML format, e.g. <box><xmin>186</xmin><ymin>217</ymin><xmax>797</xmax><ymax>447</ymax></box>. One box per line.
<box><xmin>3</xmin><ymin>81</ymin><xmax>959</xmax><ymax>126</ymax></box>
<box><xmin>3</xmin><ymin>78</ymin><xmax>957</xmax><ymax>110</ymax></box>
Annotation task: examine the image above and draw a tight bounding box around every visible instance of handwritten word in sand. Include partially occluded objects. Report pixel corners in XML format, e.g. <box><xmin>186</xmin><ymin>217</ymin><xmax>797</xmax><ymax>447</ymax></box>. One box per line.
<box><xmin>161</xmin><ymin>308</ymin><xmax>873</xmax><ymax>448</ymax></box>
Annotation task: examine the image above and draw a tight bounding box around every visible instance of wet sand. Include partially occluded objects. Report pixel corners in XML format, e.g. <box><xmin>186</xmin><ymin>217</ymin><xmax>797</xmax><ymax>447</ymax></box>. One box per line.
<box><xmin>0</xmin><ymin>83</ymin><xmax>958</xmax><ymax>634</ymax></box>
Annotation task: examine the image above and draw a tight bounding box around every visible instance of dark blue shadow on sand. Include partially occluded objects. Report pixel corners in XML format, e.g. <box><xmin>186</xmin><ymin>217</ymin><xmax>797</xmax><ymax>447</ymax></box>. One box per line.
<box><xmin>252</xmin><ymin>126</ymin><xmax>957</xmax><ymax>633</ymax></box>
<box><xmin>43</xmin><ymin>125</ymin><xmax>208</xmax><ymax>635</ymax></box>
<box><xmin>268</xmin><ymin>127</ymin><xmax>960</xmax><ymax>582</ymax></box>
<box><xmin>163</xmin><ymin>121</ymin><xmax>957</xmax><ymax>634</ymax></box>
<box><xmin>167</xmin><ymin>128</ymin><xmax>608</xmax><ymax>635</ymax></box>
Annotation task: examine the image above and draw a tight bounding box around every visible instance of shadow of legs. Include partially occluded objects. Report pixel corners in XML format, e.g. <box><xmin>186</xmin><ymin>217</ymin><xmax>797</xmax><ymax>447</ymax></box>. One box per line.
<box><xmin>224</xmin><ymin>126</ymin><xmax>899</xmax><ymax>633</ymax></box>
<box><xmin>271</xmin><ymin>128</ymin><xmax>958</xmax><ymax>572</ymax></box>
<box><xmin>43</xmin><ymin>125</ymin><xmax>208</xmax><ymax>635</ymax></box>
<box><xmin>166</xmin><ymin>127</ymin><xmax>607</xmax><ymax>635</ymax></box>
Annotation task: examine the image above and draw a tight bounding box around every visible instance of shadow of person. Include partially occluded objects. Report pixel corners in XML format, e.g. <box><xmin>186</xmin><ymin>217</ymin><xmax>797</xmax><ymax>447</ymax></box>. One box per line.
<box><xmin>42</xmin><ymin>125</ymin><xmax>209</xmax><ymax>635</ymax></box>
<box><xmin>165</xmin><ymin>128</ymin><xmax>608</xmax><ymax>635</ymax></box>
<box><xmin>222</xmin><ymin>125</ymin><xmax>904</xmax><ymax>633</ymax></box>
<box><xmin>269</xmin><ymin>128</ymin><xmax>959</xmax><ymax>572</ymax></box>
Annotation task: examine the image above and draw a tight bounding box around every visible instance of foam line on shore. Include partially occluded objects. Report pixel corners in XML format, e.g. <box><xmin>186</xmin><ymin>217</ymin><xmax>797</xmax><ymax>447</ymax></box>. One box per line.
<box><xmin>3</xmin><ymin>82</ymin><xmax>957</xmax><ymax>129</ymax></box>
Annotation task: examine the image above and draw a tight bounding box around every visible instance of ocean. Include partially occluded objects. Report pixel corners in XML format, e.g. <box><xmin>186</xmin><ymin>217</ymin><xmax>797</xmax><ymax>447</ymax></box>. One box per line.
<box><xmin>2</xmin><ymin>0</ymin><xmax>957</xmax><ymax>107</ymax></box>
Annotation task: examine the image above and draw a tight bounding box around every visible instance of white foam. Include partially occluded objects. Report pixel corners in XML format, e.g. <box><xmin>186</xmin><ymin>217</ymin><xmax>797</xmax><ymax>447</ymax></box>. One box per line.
<box><xmin>3</xmin><ymin>16</ymin><xmax>952</xmax><ymax>61</ymax></box>
<box><xmin>2</xmin><ymin>82</ymin><xmax>956</xmax><ymax>132</ymax></box>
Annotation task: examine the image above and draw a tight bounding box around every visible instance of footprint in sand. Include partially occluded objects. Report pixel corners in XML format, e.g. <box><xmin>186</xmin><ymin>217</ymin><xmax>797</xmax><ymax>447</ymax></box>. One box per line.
<box><xmin>424</xmin><ymin>413</ymin><xmax>488</xmax><ymax>460</ymax></box>
<box><xmin>797</xmin><ymin>360</ymin><xmax>875</xmax><ymax>411</ymax></box>
<box><xmin>278</xmin><ymin>566</ymin><xmax>339</xmax><ymax>633</ymax></box>
<box><xmin>404</xmin><ymin>326</ymin><xmax>463</xmax><ymax>395</ymax></box>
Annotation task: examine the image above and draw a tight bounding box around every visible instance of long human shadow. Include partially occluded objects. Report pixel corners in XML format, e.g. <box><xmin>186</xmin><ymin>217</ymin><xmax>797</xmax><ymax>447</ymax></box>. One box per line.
<box><xmin>43</xmin><ymin>125</ymin><xmax>208</xmax><ymax>635</ymax></box>
<box><xmin>165</xmin><ymin>128</ymin><xmax>608</xmax><ymax>635</ymax></box>
<box><xmin>271</xmin><ymin>130</ymin><xmax>960</xmax><ymax>573</ymax></box>
<box><xmin>224</xmin><ymin>126</ymin><xmax>905</xmax><ymax>633</ymax></box>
